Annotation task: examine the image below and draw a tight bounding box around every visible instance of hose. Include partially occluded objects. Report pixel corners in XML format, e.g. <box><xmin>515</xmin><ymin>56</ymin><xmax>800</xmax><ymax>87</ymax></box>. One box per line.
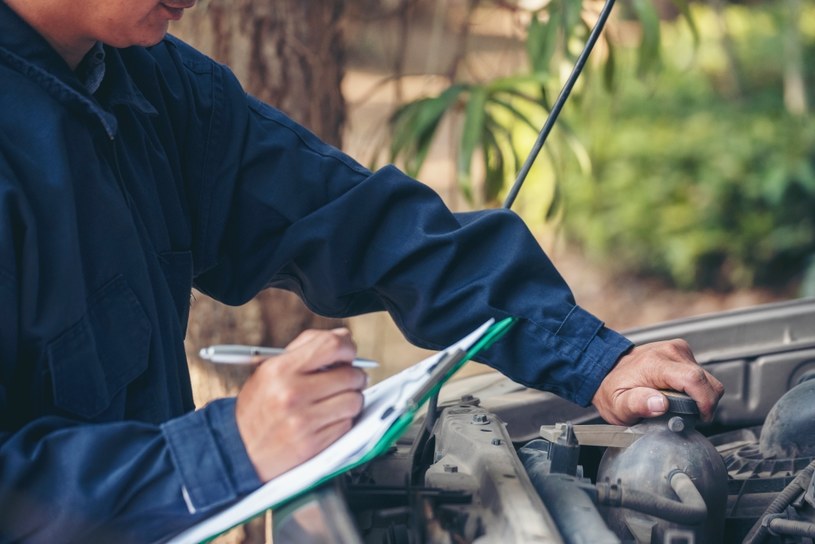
<box><xmin>520</xmin><ymin>441</ymin><xmax>620</xmax><ymax>544</ymax></box>
<box><xmin>530</xmin><ymin>473</ymin><xmax>621</xmax><ymax>544</ymax></box>
<box><xmin>596</xmin><ymin>470</ymin><xmax>708</xmax><ymax>525</ymax></box>
<box><xmin>742</xmin><ymin>458</ymin><xmax>815</xmax><ymax>544</ymax></box>
<box><xmin>767</xmin><ymin>518</ymin><xmax>815</xmax><ymax>539</ymax></box>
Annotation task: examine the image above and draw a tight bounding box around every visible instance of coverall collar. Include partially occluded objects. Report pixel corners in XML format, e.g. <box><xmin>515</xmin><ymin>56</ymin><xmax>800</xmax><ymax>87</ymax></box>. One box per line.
<box><xmin>0</xmin><ymin>1</ymin><xmax>157</xmax><ymax>139</ymax></box>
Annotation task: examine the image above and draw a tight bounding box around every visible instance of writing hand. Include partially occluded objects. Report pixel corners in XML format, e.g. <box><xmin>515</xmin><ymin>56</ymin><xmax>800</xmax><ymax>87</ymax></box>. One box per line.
<box><xmin>592</xmin><ymin>339</ymin><xmax>724</xmax><ymax>426</ymax></box>
<box><xmin>235</xmin><ymin>328</ymin><xmax>367</xmax><ymax>482</ymax></box>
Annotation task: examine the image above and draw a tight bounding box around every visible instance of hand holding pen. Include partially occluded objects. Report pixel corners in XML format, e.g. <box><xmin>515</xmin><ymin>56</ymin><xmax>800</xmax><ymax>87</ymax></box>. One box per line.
<box><xmin>230</xmin><ymin>327</ymin><xmax>369</xmax><ymax>482</ymax></box>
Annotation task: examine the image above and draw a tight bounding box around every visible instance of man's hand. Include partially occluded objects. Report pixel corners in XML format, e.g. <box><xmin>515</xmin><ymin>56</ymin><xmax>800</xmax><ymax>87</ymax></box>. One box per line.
<box><xmin>592</xmin><ymin>339</ymin><xmax>724</xmax><ymax>426</ymax></box>
<box><xmin>235</xmin><ymin>328</ymin><xmax>367</xmax><ymax>482</ymax></box>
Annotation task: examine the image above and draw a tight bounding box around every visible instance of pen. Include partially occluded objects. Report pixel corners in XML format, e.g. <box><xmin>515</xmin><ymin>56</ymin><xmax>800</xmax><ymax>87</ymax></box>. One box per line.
<box><xmin>198</xmin><ymin>344</ymin><xmax>379</xmax><ymax>368</ymax></box>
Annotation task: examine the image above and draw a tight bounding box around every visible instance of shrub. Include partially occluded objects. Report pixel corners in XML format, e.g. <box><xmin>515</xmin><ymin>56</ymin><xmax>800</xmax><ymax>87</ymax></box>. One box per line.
<box><xmin>558</xmin><ymin>4</ymin><xmax>815</xmax><ymax>290</ymax></box>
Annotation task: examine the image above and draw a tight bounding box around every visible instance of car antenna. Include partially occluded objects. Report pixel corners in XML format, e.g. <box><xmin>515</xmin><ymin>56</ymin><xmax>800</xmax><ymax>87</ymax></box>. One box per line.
<box><xmin>502</xmin><ymin>0</ymin><xmax>617</xmax><ymax>210</ymax></box>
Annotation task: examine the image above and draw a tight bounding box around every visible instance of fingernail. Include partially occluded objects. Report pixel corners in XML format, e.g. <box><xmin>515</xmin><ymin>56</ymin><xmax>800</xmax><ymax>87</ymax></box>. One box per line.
<box><xmin>648</xmin><ymin>395</ymin><xmax>666</xmax><ymax>413</ymax></box>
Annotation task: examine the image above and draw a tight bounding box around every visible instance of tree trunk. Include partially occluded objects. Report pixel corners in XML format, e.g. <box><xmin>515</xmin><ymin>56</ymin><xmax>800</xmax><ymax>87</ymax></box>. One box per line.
<box><xmin>174</xmin><ymin>1</ymin><xmax>346</xmax><ymax>145</ymax></box>
<box><xmin>170</xmin><ymin>2</ymin><xmax>347</xmax><ymax>403</ymax></box>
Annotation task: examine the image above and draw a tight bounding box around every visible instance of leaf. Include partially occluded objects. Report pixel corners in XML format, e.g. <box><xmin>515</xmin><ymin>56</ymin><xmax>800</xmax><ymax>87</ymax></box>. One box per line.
<box><xmin>545</xmin><ymin>172</ymin><xmax>562</xmax><ymax>221</ymax></box>
<box><xmin>458</xmin><ymin>86</ymin><xmax>489</xmax><ymax>201</ymax></box>
<box><xmin>534</xmin><ymin>135</ymin><xmax>562</xmax><ymax>221</ymax></box>
<box><xmin>490</xmin><ymin>96</ymin><xmax>542</xmax><ymax>134</ymax></box>
<box><xmin>561</xmin><ymin>0</ymin><xmax>584</xmax><ymax>54</ymax></box>
<box><xmin>486</xmin><ymin>73</ymin><xmax>549</xmax><ymax>93</ymax></box>
<box><xmin>389</xmin><ymin>84</ymin><xmax>467</xmax><ymax>177</ymax></box>
<box><xmin>557</xmin><ymin>121</ymin><xmax>592</xmax><ymax>176</ymax></box>
<box><xmin>670</xmin><ymin>0</ymin><xmax>699</xmax><ymax>47</ymax></box>
<box><xmin>486</xmin><ymin>111</ymin><xmax>522</xmax><ymax>179</ymax></box>
<box><xmin>482</xmin><ymin>116</ymin><xmax>507</xmax><ymax>205</ymax></box>
<box><xmin>602</xmin><ymin>33</ymin><xmax>617</xmax><ymax>91</ymax></box>
<box><xmin>630</xmin><ymin>0</ymin><xmax>661</xmax><ymax>76</ymax></box>
<box><xmin>527</xmin><ymin>6</ymin><xmax>560</xmax><ymax>75</ymax></box>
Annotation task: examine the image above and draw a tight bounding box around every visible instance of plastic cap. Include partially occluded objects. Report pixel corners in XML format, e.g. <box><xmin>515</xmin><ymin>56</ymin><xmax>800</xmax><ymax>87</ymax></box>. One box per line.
<box><xmin>663</xmin><ymin>391</ymin><xmax>699</xmax><ymax>416</ymax></box>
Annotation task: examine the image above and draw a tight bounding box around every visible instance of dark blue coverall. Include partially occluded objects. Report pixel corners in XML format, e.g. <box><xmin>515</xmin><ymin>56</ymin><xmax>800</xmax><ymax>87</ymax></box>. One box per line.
<box><xmin>0</xmin><ymin>2</ymin><xmax>632</xmax><ymax>541</ymax></box>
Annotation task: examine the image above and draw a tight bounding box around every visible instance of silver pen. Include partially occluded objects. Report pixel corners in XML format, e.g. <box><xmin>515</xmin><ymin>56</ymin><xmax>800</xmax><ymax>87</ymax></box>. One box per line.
<box><xmin>198</xmin><ymin>344</ymin><xmax>379</xmax><ymax>368</ymax></box>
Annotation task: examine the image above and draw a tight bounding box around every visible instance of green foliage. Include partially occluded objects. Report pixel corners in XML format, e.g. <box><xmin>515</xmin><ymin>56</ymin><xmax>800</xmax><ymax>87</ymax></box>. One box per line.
<box><xmin>559</xmin><ymin>3</ymin><xmax>815</xmax><ymax>290</ymax></box>
<box><xmin>383</xmin><ymin>0</ymin><xmax>815</xmax><ymax>291</ymax></box>
<box><xmin>384</xmin><ymin>0</ymin><xmax>675</xmax><ymax>207</ymax></box>
<box><xmin>388</xmin><ymin>74</ymin><xmax>551</xmax><ymax>205</ymax></box>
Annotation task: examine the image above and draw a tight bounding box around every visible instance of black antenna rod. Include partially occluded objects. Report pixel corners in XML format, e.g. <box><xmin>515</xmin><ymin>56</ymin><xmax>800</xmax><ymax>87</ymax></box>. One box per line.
<box><xmin>502</xmin><ymin>0</ymin><xmax>617</xmax><ymax>210</ymax></box>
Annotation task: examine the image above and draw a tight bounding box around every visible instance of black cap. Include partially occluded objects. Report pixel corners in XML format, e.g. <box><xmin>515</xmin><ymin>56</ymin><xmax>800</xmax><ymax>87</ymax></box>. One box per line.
<box><xmin>663</xmin><ymin>390</ymin><xmax>699</xmax><ymax>416</ymax></box>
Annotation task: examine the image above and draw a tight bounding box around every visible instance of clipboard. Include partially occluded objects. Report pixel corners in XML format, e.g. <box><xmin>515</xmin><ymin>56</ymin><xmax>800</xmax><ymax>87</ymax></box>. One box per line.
<box><xmin>170</xmin><ymin>317</ymin><xmax>515</xmax><ymax>543</ymax></box>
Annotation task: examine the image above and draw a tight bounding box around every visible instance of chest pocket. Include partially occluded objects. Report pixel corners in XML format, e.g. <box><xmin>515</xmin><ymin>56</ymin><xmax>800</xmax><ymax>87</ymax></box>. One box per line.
<box><xmin>45</xmin><ymin>275</ymin><xmax>151</xmax><ymax>421</ymax></box>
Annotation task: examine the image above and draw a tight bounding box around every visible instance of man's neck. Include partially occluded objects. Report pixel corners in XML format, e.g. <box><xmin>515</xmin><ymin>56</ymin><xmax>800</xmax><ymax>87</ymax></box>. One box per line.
<box><xmin>4</xmin><ymin>0</ymin><xmax>94</xmax><ymax>69</ymax></box>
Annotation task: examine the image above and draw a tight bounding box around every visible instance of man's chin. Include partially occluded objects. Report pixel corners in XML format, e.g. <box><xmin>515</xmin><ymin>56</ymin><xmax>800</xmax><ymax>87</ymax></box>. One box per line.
<box><xmin>117</xmin><ymin>27</ymin><xmax>170</xmax><ymax>49</ymax></box>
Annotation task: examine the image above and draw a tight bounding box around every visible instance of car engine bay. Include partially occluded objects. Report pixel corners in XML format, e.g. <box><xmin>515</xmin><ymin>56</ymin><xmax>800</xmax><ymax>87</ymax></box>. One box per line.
<box><xmin>274</xmin><ymin>298</ymin><xmax>815</xmax><ymax>543</ymax></box>
<box><xmin>274</xmin><ymin>299</ymin><xmax>815</xmax><ymax>544</ymax></box>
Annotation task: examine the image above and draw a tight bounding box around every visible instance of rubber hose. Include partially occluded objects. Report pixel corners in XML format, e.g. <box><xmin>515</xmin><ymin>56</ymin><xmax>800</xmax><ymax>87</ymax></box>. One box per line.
<box><xmin>519</xmin><ymin>441</ymin><xmax>620</xmax><ymax>544</ymax></box>
<box><xmin>532</xmin><ymin>474</ymin><xmax>621</xmax><ymax>544</ymax></box>
<box><xmin>742</xmin><ymin>459</ymin><xmax>815</xmax><ymax>544</ymax></box>
<box><xmin>597</xmin><ymin>471</ymin><xmax>707</xmax><ymax>525</ymax></box>
<box><xmin>768</xmin><ymin>518</ymin><xmax>815</xmax><ymax>539</ymax></box>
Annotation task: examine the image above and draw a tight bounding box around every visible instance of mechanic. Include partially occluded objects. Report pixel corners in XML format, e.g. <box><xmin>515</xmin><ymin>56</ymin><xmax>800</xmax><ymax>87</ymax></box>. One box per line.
<box><xmin>0</xmin><ymin>0</ymin><xmax>724</xmax><ymax>542</ymax></box>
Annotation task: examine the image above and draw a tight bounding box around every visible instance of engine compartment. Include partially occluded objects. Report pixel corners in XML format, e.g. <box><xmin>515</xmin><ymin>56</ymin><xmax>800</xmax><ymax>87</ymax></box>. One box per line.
<box><xmin>273</xmin><ymin>298</ymin><xmax>815</xmax><ymax>543</ymax></box>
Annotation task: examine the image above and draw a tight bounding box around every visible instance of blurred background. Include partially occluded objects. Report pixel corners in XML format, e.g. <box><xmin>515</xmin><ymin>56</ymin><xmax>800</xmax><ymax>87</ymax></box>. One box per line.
<box><xmin>169</xmin><ymin>0</ymin><xmax>814</xmax><ymax>416</ymax></box>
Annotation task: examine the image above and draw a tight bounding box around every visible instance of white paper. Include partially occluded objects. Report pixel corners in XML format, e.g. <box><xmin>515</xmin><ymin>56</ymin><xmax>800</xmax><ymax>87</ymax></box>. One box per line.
<box><xmin>169</xmin><ymin>319</ymin><xmax>494</xmax><ymax>543</ymax></box>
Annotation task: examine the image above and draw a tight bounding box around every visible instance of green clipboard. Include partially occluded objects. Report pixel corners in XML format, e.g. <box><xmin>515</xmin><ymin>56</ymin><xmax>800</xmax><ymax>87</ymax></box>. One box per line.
<box><xmin>198</xmin><ymin>317</ymin><xmax>516</xmax><ymax>543</ymax></box>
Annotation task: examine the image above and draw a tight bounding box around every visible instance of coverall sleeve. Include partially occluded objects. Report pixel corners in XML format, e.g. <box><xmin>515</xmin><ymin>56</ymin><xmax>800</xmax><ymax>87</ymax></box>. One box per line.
<box><xmin>189</xmin><ymin>59</ymin><xmax>633</xmax><ymax>407</ymax></box>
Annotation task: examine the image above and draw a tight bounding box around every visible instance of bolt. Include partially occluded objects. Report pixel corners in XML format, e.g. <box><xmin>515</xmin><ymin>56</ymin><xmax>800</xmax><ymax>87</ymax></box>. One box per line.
<box><xmin>472</xmin><ymin>413</ymin><xmax>489</xmax><ymax>424</ymax></box>
<box><xmin>443</xmin><ymin>464</ymin><xmax>458</xmax><ymax>473</ymax></box>
<box><xmin>668</xmin><ymin>416</ymin><xmax>685</xmax><ymax>433</ymax></box>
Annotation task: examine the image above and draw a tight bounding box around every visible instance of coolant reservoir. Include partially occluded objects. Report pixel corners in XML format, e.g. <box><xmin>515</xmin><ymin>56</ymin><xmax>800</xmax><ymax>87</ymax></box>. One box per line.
<box><xmin>596</xmin><ymin>392</ymin><xmax>728</xmax><ymax>543</ymax></box>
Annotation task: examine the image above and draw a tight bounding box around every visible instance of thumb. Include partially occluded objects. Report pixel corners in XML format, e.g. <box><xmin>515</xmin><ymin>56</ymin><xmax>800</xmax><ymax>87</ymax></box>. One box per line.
<box><xmin>612</xmin><ymin>388</ymin><xmax>668</xmax><ymax>425</ymax></box>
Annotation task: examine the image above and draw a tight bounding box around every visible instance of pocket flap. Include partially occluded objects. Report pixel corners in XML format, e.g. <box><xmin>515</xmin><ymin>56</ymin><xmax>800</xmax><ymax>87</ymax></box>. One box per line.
<box><xmin>47</xmin><ymin>276</ymin><xmax>151</xmax><ymax>420</ymax></box>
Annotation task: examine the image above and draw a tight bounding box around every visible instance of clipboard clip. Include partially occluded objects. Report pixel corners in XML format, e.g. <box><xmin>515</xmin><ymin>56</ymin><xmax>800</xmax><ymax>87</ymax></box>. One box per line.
<box><xmin>378</xmin><ymin>347</ymin><xmax>468</xmax><ymax>422</ymax></box>
<box><xmin>405</xmin><ymin>347</ymin><xmax>467</xmax><ymax>413</ymax></box>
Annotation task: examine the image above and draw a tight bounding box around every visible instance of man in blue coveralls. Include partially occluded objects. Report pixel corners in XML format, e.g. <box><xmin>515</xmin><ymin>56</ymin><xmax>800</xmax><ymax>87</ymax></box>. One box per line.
<box><xmin>0</xmin><ymin>0</ymin><xmax>724</xmax><ymax>541</ymax></box>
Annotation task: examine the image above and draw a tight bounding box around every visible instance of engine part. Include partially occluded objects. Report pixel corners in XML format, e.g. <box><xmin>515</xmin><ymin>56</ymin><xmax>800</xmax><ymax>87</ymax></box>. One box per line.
<box><xmin>744</xmin><ymin>379</ymin><xmax>815</xmax><ymax>544</ymax></box>
<box><xmin>759</xmin><ymin>378</ymin><xmax>815</xmax><ymax>459</ymax></box>
<box><xmin>424</xmin><ymin>405</ymin><xmax>564</xmax><ymax>542</ymax></box>
<box><xmin>596</xmin><ymin>394</ymin><xmax>728</xmax><ymax>543</ymax></box>
<box><xmin>595</xmin><ymin>470</ymin><xmax>708</xmax><ymax>526</ymax></box>
<box><xmin>741</xmin><ymin>459</ymin><xmax>815</xmax><ymax>544</ymax></box>
<box><xmin>520</xmin><ymin>439</ymin><xmax>620</xmax><ymax>544</ymax></box>
<box><xmin>708</xmin><ymin>376</ymin><xmax>815</xmax><ymax>540</ymax></box>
